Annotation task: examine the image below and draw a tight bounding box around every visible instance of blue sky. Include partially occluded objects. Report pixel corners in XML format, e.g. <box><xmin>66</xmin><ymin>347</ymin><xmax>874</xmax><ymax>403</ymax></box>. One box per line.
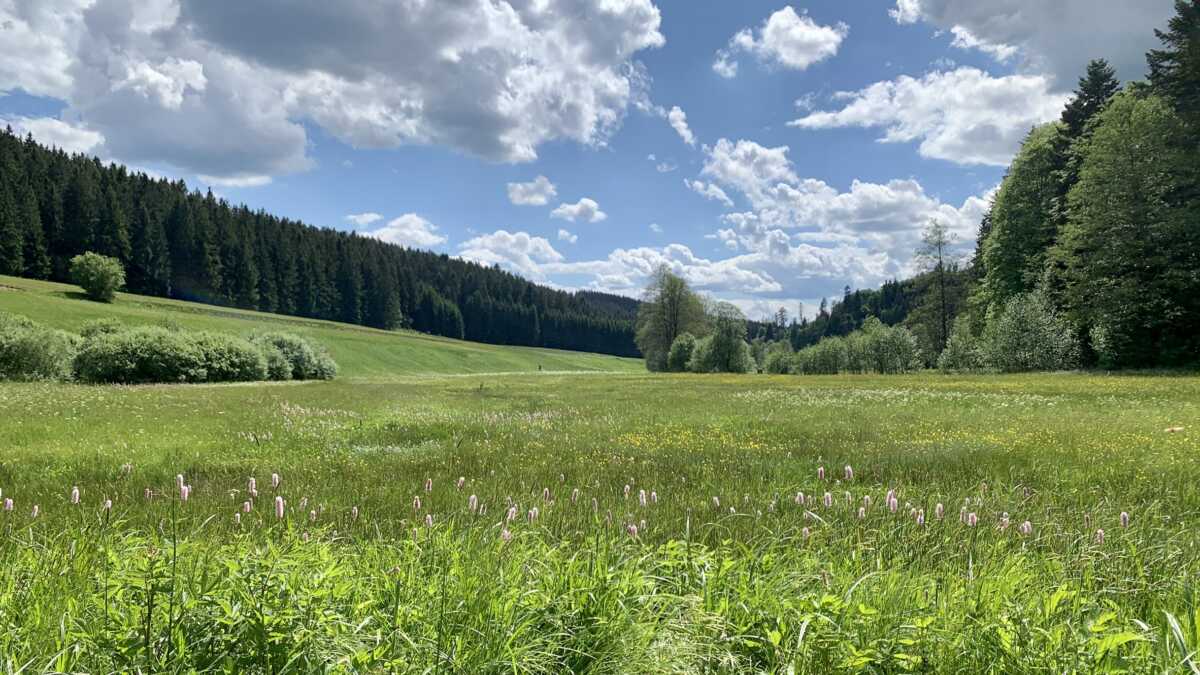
<box><xmin>0</xmin><ymin>0</ymin><xmax>1174</xmax><ymax>319</ymax></box>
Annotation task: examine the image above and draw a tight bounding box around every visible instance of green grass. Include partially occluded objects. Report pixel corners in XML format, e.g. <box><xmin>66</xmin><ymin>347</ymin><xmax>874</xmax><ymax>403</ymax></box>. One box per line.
<box><xmin>1</xmin><ymin>367</ymin><xmax>1199</xmax><ymax>672</ymax></box>
<box><xmin>0</xmin><ymin>275</ymin><xmax>642</xmax><ymax>378</ymax></box>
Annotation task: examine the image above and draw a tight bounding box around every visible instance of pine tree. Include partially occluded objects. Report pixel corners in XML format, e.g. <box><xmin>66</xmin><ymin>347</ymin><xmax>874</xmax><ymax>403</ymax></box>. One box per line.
<box><xmin>96</xmin><ymin>183</ymin><xmax>131</xmax><ymax>262</ymax></box>
<box><xmin>1147</xmin><ymin>0</ymin><xmax>1200</xmax><ymax>128</ymax></box>
<box><xmin>0</xmin><ymin>181</ymin><xmax>23</xmax><ymax>275</ymax></box>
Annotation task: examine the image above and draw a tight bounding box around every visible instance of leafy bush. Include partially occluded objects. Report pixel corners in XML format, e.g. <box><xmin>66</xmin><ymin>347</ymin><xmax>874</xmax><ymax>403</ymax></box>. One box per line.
<box><xmin>793</xmin><ymin>318</ymin><xmax>922</xmax><ymax>375</ymax></box>
<box><xmin>688</xmin><ymin>335</ymin><xmax>753</xmax><ymax>374</ymax></box>
<box><xmin>79</xmin><ymin>317</ymin><xmax>124</xmax><ymax>339</ymax></box>
<box><xmin>69</xmin><ymin>252</ymin><xmax>125</xmax><ymax>303</ymax></box>
<box><xmin>74</xmin><ymin>326</ymin><xmax>208</xmax><ymax>384</ymax></box>
<box><xmin>258</xmin><ymin>341</ymin><xmax>294</xmax><ymax>381</ymax></box>
<box><xmin>938</xmin><ymin>316</ymin><xmax>984</xmax><ymax>372</ymax></box>
<box><xmin>666</xmin><ymin>333</ymin><xmax>697</xmax><ymax>372</ymax></box>
<box><xmin>980</xmin><ymin>291</ymin><xmax>1079</xmax><ymax>372</ymax></box>
<box><xmin>192</xmin><ymin>332</ymin><xmax>269</xmax><ymax>382</ymax></box>
<box><xmin>0</xmin><ymin>312</ymin><xmax>78</xmax><ymax>381</ymax></box>
<box><xmin>763</xmin><ymin>341</ymin><xmax>794</xmax><ymax>374</ymax></box>
<box><xmin>252</xmin><ymin>333</ymin><xmax>338</xmax><ymax>380</ymax></box>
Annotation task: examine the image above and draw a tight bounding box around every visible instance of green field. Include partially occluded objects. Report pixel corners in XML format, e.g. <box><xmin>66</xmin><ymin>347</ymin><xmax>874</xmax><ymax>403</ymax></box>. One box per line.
<box><xmin>2</xmin><ymin>280</ymin><xmax>1200</xmax><ymax>672</ymax></box>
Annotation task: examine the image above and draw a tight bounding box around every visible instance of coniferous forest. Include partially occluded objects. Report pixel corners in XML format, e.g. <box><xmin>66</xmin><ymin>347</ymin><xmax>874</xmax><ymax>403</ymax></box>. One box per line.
<box><xmin>0</xmin><ymin>132</ymin><xmax>639</xmax><ymax>357</ymax></box>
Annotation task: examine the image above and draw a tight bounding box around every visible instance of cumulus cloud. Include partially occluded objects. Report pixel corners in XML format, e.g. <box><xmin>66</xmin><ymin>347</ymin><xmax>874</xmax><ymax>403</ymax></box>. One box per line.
<box><xmin>551</xmin><ymin>198</ymin><xmax>607</xmax><ymax>223</ymax></box>
<box><xmin>507</xmin><ymin>175</ymin><xmax>557</xmax><ymax>206</ymax></box>
<box><xmin>197</xmin><ymin>173</ymin><xmax>272</xmax><ymax>188</ymax></box>
<box><xmin>685</xmin><ymin>179</ymin><xmax>734</xmax><ymax>208</ymax></box>
<box><xmin>363</xmin><ymin>214</ymin><xmax>447</xmax><ymax>249</ymax></box>
<box><xmin>888</xmin><ymin>0</ymin><xmax>1175</xmax><ymax>85</ymax></box>
<box><xmin>345</xmin><ymin>212</ymin><xmax>384</xmax><ymax>227</ymax></box>
<box><xmin>667</xmin><ymin>106</ymin><xmax>695</xmax><ymax>146</ymax></box>
<box><xmin>0</xmin><ymin>0</ymin><xmax>666</xmax><ymax>180</ymax></box>
<box><xmin>789</xmin><ymin>67</ymin><xmax>1067</xmax><ymax>166</ymax></box>
<box><xmin>557</xmin><ymin>229</ymin><xmax>578</xmax><ymax>244</ymax></box>
<box><xmin>1</xmin><ymin>116</ymin><xmax>104</xmax><ymax>154</ymax></box>
<box><xmin>714</xmin><ymin>6</ymin><xmax>848</xmax><ymax>78</ymax></box>
<box><xmin>458</xmin><ymin>230</ymin><xmax>564</xmax><ymax>278</ymax></box>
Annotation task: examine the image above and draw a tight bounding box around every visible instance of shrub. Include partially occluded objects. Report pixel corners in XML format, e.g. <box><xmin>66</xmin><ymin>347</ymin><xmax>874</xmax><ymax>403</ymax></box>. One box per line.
<box><xmin>763</xmin><ymin>341</ymin><xmax>794</xmax><ymax>374</ymax></box>
<box><xmin>251</xmin><ymin>333</ymin><xmax>338</xmax><ymax>380</ymax></box>
<box><xmin>70</xmin><ymin>252</ymin><xmax>125</xmax><ymax>303</ymax></box>
<box><xmin>258</xmin><ymin>341</ymin><xmax>294</xmax><ymax>381</ymax></box>
<box><xmin>688</xmin><ymin>336</ymin><xmax>753</xmax><ymax>374</ymax></box>
<box><xmin>666</xmin><ymin>333</ymin><xmax>697</xmax><ymax>372</ymax></box>
<box><xmin>0</xmin><ymin>312</ymin><xmax>78</xmax><ymax>381</ymax></box>
<box><xmin>79</xmin><ymin>317</ymin><xmax>124</xmax><ymax>339</ymax></box>
<box><xmin>74</xmin><ymin>327</ymin><xmax>208</xmax><ymax>384</ymax></box>
<box><xmin>192</xmin><ymin>332</ymin><xmax>269</xmax><ymax>382</ymax></box>
<box><xmin>938</xmin><ymin>316</ymin><xmax>984</xmax><ymax>372</ymax></box>
<box><xmin>980</xmin><ymin>291</ymin><xmax>1079</xmax><ymax>372</ymax></box>
<box><xmin>793</xmin><ymin>318</ymin><xmax>923</xmax><ymax>375</ymax></box>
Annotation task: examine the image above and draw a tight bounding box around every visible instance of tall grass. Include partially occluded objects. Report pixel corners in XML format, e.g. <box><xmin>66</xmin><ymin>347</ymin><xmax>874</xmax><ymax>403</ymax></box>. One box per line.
<box><xmin>0</xmin><ymin>372</ymin><xmax>1197</xmax><ymax>671</ymax></box>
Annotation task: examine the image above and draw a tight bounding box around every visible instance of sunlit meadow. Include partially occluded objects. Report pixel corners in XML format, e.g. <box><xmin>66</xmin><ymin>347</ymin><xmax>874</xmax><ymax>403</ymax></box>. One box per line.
<box><xmin>0</xmin><ymin>370</ymin><xmax>1197</xmax><ymax>672</ymax></box>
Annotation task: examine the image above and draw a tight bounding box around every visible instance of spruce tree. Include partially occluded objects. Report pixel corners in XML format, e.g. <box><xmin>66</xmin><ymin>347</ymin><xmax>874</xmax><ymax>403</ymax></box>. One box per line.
<box><xmin>1148</xmin><ymin>0</ymin><xmax>1200</xmax><ymax>128</ymax></box>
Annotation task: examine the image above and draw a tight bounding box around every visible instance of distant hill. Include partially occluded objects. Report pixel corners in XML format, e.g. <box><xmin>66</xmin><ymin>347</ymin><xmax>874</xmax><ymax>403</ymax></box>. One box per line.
<box><xmin>0</xmin><ymin>275</ymin><xmax>643</xmax><ymax>379</ymax></box>
<box><xmin>0</xmin><ymin>128</ymin><xmax>639</xmax><ymax>357</ymax></box>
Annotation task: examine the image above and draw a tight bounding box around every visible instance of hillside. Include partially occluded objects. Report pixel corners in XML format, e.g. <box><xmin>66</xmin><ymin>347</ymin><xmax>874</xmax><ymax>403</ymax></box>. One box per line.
<box><xmin>0</xmin><ymin>275</ymin><xmax>642</xmax><ymax>379</ymax></box>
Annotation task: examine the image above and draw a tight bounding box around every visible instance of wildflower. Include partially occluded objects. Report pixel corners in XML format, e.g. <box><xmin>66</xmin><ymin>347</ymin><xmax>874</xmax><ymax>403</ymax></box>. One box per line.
<box><xmin>966</xmin><ymin>512</ymin><xmax>978</xmax><ymax>527</ymax></box>
<box><xmin>1019</xmin><ymin>520</ymin><xmax>1033</xmax><ymax>536</ymax></box>
<box><xmin>234</xmin><ymin>512</ymin><xmax>241</xmax><ymax>525</ymax></box>
<box><xmin>457</xmin><ymin>477</ymin><xmax>465</xmax><ymax>490</ymax></box>
<box><xmin>591</xmin><ymin>498</ymin><xmax>599</xmax><ymax>512</ymax></box>
<box><xmin>795</xmin><ymin>492</ymin><xmax>804</xmax><ymax>505</ymax></box>
<box><xmin>468</xmin><ymin>494</ymin><xmax>478</xmax><ymax>513</ymax></box>
<box><xmin>543</xmin><ymin>487</ymin><xmax>551</xmax><ymax>502</ymax></box>
<box><xmin>3</xmin><ymin>498</ymin><xmax>10</xmax><ymax>512</ymax></box>
<box><xmin>638</xmin><ymin>489</ymin><xmax>647</xmax><ymax>507</ymax></box>
<box><xmin>823</xmin><ymin>492</ymin><xmax>832</xmax><ymax>508</ymax></box>
<box><xmin>302</xmin><ymin>532</ymin><xmax>310</xmax><ymax>542</ymax></box>
<box><xmin>627</xmin><ymin>523</ymin><xmax>638</xmax><ymax>538</ymax></box>
<box><xmin>424</xmin><ymin>478</ymin><xmax>432</xmax><ymax>492</ymax></box>
<box><xmin>844</xmin><ymin>491</ymin><xmax>852</xmax><ymax>505</ymax></box>
<box><xmin>275</xmin><ymin>496</ymin><xmax>285</xmax><ymax>519</ymax></box>
<box><xmin>817</xmin><ymin>466</ymin><xmax>825</xmax><ymax>480</ymax></box>
<box><xmin>271</xmin><ymin>473</ymin><xmax>280</xmax><ymax>489</ymax></box>
<box><xmin>624</xmin><ymin>484</ymin><xmax>631</xmax><ymax>499</ymax></box>
<box><xmin>243</xmin><ymin>501</ymin><xmax>252</xmax><ymax>513</ymax></box>
<box><xmin>1120</xmin><ymin>511</ymin><xmax>1130</xmax><ymax>528</ymax></box>
<box><xmin>571</xmin><ymin>488</ymin><xmax>580</xmax><ymax>503</ymax></box>
<box><xmin>248</xmin><ymin>477</ymin><xmax>257</xmax><ymax>498</ymax></box>
<box><xmin>103</xmin><ymin>499</ymin><xmax>112</xmax><ymax>512</ymax></box>
<box><xmin>1095</xmin><ymin>528</ymin><xmax>1105</xmax><ymax>544</ymax></box>
<box><xmin>801</xmin><ymin>527</ymin><xmax>810</xmax><ymax>540</ymax></box>
<box><xmin>506</xmin><ymin>506</ymin><xmax>518</xmax><ymax>522</ymax></box>
<box><xmin>916</xmin><ymin>509</ymin><xmax>925</xmax><ymax>526</ymax></box>
<box><xmin>31</xmin><ymin>505</ymin><xmax>39</xmax><ymax>518</ymax></box>
<box><xmin>351</xmin><ymin>506</ymin><xmax>359</xmax><ymax>521</ymax></box>
<box><xmin>309</xmin><ymin>509</ymin><xmax>317</xmax><ymax>522</ymax></box>
<box><xmin>180</xmin><ymin>485</ymin><xmax>191</xmax><ymax>502</ymax></box>
<box><xmin>176</xmin><ymin>474</ymin><xmax>184</xmax><ymax>491</ymax></box>
<box><xmin>712</xmin><ymin>496</ymin><xmax>720</xmax><ymax>509</ymax></box>
<box><xmin>425</xmin><ymin>514</ymin><xmax>433</xmax><ymax>528</ymax></box>
<box><xmin>844</xmin><ymin>465</ymin><xmax>853</xmax><ymax>481</ymax></box>
<box><xmin>858</xmin><ymin>506</ymin><xmax>866</xmax><ymax>519</ymax></box>
<box><xmin>935</xmin><ymin>503</ymin><xmax>944</xmax><ymax>520</ymax></box>
<box><xmin>888</xmin><ymin>495</ymin><xmax>898</xmax><ymax>513</ymax></box>
<box><xmin>71</xmin><ymin>487</ymin><xmax>80</xmax><ymax>505</ymax></box>
<box><xmin>729</xmin><ymin>506</ymin><xmax>736</xmax><ymax>514</ymax></box>
<box><xmin>999</xmin><ymin>512</ymin><xmax>1010</xmax><ymax>530</ymax></box>
<box><xmin>144</xmin><ymin>487</ymin><xmax>152</xmax><ymax>500</ymax></box>
<box><xmin>640</xmin><ymin>519</ymin><xmax>647</xmax><ymax>531</ymax></box>
<box><xmin>412</xmin><ymin>496</ymin><xmax>421</xmax><ymax>511</ymax></box>
<box><xmin>559</xmin><ymin>473</ymin><xmax>566</xmax><ymax>483</ymax></box>
<box><xmin>527</xmin><ymin>507</ymin><xmax>539</xmax><ymax>523</ymax></box>
<box><xmin>500</xmin><ymin>528</ymin><xmax>512</xmax><ymax>542</ymax></box>
<box><xmin>651</xmin><ymin>491</ymin><xmax>658</xmax><ymax>505</ymax></box>
<box><xmin>959</xmin><ymin>506</ymin><xmax>968</xmax><ymax>523</ymax></box>
<box><xmin>121</xmin><ymin>463</ymin><xmax>133</xmax><ymax>476</ymax></box>
<box><xmin>862</xmin><ymin>495</ymin><xmax>871</xmax><ymax>508</ymax></box>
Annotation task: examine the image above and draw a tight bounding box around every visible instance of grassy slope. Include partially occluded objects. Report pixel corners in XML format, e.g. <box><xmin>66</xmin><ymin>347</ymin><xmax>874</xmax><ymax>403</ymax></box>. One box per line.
<box><xmin>0</xmin><ymin>275</ymin><xmax>642</xmax><ymax>378</ymax></box>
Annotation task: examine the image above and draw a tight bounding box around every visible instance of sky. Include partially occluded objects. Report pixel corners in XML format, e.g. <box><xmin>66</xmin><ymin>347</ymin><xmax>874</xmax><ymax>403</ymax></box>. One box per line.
<box><xmin>0</xmin><ymin>0</ymin><xmax>1176</xmax><ymax>320</ymax></box>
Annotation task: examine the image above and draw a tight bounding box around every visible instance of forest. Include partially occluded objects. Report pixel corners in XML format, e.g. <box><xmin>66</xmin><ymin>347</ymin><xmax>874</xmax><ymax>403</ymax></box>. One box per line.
<box><xmin>0</xmin><ymin>134</ymin><xmax>640</xmax><ymax>357</ymax></box>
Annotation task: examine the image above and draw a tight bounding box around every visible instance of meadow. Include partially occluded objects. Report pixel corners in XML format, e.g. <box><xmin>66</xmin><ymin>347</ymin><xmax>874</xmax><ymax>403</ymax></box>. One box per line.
<box><xmin>2</xmin><ymin>278</ymin><xmax>1200</xmax><ymax>672</ymax></box>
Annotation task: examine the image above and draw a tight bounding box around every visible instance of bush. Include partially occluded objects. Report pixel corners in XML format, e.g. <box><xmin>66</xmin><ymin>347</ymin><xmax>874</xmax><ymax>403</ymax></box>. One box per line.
<box><xmin>258</xmin><ymin>341</ymin><xmax>293</xmax><ymax>381</ymax></box>
<box><xmin>938</xmin><ymin>316</ymin><xmax>984</xmax><ymax>372</ymax></box>
<box><xmin>70</xmin><ymin>252</ymin><xmax>125</xmax><ymax>303</ymax></box>
<box><xmin>0</xmin><ymin>312</ymin><xmax>78</xmax><ymax>381</ymax></box>
<box><xmin>980</xmin><ymin>291</ymin><xmax>1079</xmax><ymax>372</ymax></box>
<box><xmin>793</xmin><ymin>318</ymin><xmax>923</xmax><ymax>375</ymax></box>
<box><xmin>251</xmin><ymin>333</ymin><xmax>338</xmax><ymax>380</ymax></box>
<box><xmin>688</xmin><ymin>336</ymin><xmax>753</xmax><ymax>374</ymax></box>
<box><xmin>763</xmin><ymin>341</ymin><xmax>794</xmax><ymax>374</ymax></box>
<box><xmin>666</xmin><ymin>333</ymin><xmax>697</xmax><ymax>372</ymax></box>
<box><xmin>192</xmin><ymin>332</ymin><xmax>269</xmax><ymax>382</ymax></box>
<box><xmin>74</xmin><ymin>326</ymin><xmax>208</xmax><ymax>384</ymax></box>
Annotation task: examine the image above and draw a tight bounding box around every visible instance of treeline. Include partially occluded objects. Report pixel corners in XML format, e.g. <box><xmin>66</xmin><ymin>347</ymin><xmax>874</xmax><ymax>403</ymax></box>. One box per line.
<box><xmin>756</xmin><ymin>1</ymin><xmax>1200</xmax><ymax>372</ymax></box>
<box><xmin>0</xmin><ymin>134</ymin><xmax>640</xmax><ymax>358</ymax></box>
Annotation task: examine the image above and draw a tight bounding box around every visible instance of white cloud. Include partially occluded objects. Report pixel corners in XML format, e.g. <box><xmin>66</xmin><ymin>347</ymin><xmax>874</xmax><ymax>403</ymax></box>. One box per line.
<box><xmin>656</xmin><ymin>161</ymin><xmax>677</xmax><ymax>173</ymax></box>
<box><xmin>948</xmin><ymin>26</ymin><xmax>1017</xmax><ymax>62</ymax></box>
<box><xmin>458</xmin><ymin>230</ymin><xmax>564</xmax><ymax>278</ymax></box>
<box><xmin>557</xmin><ymin>229</ymin><xmax>578</xmax><ymax>244</ymax></box>
<box><xmin>551</xmin><ymin>198</ymin><xmax>607</xmax><ymax>223</ymax></box>
<box><xmin>363</xmin><ymin>214</ymin><xmax>447</xmax><ymax>249</ymax></box>
<box><xmin>197</xmin><ymin>173</ymin><xmax>272</xmax><ymax>188</ymax></box>
<box><xmin>789</xmin><ymin>67</ymin><xmax>1067</xmax><ymax>166</ymax></box>
<box><xmin>685</xmin><ymin>179</ymin><xmax>734</xmax><ymax>208</ymax></box>
<box><xmin>2</xmin><ymin>116</ymin><xmax>104</xmax><ymax>154</ymax></box>
<box><xmin>0</xmin><ymin>0</ymin><xmax>666</xmax><ymax>178</ymax></box>
<box><xmin>714</xmin><ymin>6</ymin><xmax>848</xmax><ymax>77</ymax></box>
<box><xmin>507</xmin><ymin>175</ymin><xmax>557</xmax><ymax>206</ymax></box>
<box><xmin>667</xmin><ymin>106</ymin><xmax>695</xmax><ymax>146</ymax></box>
<box><xmin>345</xmin><ymin>212</ymin><xmax>383</xmax><ymax>227</ymax></box>
<box><xmin>890</xmin><ymin>0</ymin><xmax>1175</xmax><ymax>85</ymax></box>
<box><xmin>649</xmin><ymin>223</ymin><xmax>663</xmax><ymax>233</ymax></box>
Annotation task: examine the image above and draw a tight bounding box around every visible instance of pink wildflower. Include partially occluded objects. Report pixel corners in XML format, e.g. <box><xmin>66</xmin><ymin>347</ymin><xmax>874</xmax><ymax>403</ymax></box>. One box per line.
<box><xmin>272</xmin><ymin>473</ymin><xmax>281</xmax><ymax>489</ymax></box>
<box><xmin>817</xmin><ymin>466</ymin><xmax>825</xmax><ymax>480</ymax></box>
<box><xmin>1095</xmin><ymin>528</ymin><xmax>1106</xmax><ymax>544</ymax></box>
<box><xmin>275</xmin><ymin>495</ymin><xmax>285</xmax><ymax>519</ymax></box>
<box><xmin>425</xmin><ymin>514</ymin><xmax>433</xmax><ymax>528</ymax></box>
<box><xmin>468</xmin><ymin>494</ymin><xmax>478</xmax><ymax>513</ymax></box>
<box><xmin>1019</xmin><ymin>520</ymin><xmax>1033</xmax><ymax>536</ymax></box>
<box><xmin>424</xmin><ymin>478</ymin><xmax>432</xmax><ymax>492</ymax></box>
<box><xmin>71</xmin><ymin>487</ymin><xmax>80</xmax><ymax>505</ymax></box>
<box><xmin>844</xmin><ymin>465</ymin><xmax>853</xmax><ymax>481</ymax></box>
<box><xmin>412</xmin><ymin>496</ymin><xmax>421</xmax><ymax>511</ymax></box>
<box><xmin>500</xmin><ymin>528</ymin><xmax>512</xmax><ymax>542</ymax></box>
<box><xmin>1120</xmin><ymin>511</ymin><xmax>1130</xmax><ymax>528</ymax></box>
